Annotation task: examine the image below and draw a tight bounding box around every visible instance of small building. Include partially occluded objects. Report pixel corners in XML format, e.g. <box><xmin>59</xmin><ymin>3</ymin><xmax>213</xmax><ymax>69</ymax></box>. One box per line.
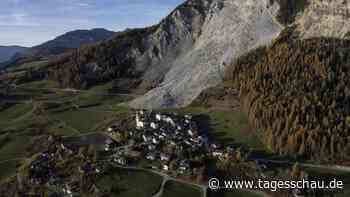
<box><xmin>160</xmin><ymin>153</ymin><xmax>170</xmax><ymax>161</ymax></box>
<box><xmin>146</xmin><ymin>154</ymin><xmax>156</xmax><ymax>161</ymax></box>
<box><xmin>114</xmin><ymin>157</ymin><xmax>127</xmax><ymax>166</ymax></box>
<box><xmin>163</xmin><ymin>165</ymin><xmax>169</xmax><ymax>171</ymax></box>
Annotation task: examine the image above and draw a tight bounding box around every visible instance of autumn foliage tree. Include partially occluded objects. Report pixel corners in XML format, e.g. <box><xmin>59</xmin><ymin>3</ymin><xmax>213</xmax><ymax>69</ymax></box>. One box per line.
<box><xmin>226</xmin><ymin>30</ymin><xmax>350</xmax><ymax>163</ymax></box>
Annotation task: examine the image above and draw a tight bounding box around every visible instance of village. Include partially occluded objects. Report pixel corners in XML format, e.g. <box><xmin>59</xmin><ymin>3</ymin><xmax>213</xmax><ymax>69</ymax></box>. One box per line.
<box><xmin>104</xmin><ymin>110</ymin><xmax>240</xmax><ymax>175</ymax></box>
<box><xmin>20</xmin><ymin>110</ymin><xmax>313</xmax><ymax>197</ymax></box>
<box><xmin>24</xmin><ymin>136</ymin><xmax>106</xmax><ymax>197</ymax></box>
<box><xmin>22</xmin><ymin>110</ymin><xmax>252</xmax><ymax>196</ymax></box>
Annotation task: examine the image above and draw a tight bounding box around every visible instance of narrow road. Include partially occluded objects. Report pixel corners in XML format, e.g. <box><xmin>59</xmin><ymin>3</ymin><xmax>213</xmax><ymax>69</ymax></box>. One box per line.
<box><xmin>62</xmin><ymin>131</ymin><xmax>103</xmax><ymax>138</ymax></box>
<box><xmin>153</xmin><ymin>174</ymin><xmax>170</xmax><ymax>197</ymax></box>
<box><xmin>14</xmin><ymin>86</ymin><xmax>141</xmax><ymax>97</ymax></box>
<box><xmin>254</xmin><ymin>158</ymin><xmax>350</xmax><ymax>173</ymax></box>
<box><xmin>112</xmin><ymin>165</ymin><xmax>268</xmax><ymax>197</ymax></box>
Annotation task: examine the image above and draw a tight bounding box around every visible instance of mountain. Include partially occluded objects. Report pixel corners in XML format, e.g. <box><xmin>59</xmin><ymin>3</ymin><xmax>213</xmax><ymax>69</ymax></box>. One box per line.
<box><xmin>8</xmin><ymin>28</ymin><xmax>116</xmax><ymax>66</ymax></box>
<box><xmin>0</xmin><ymin>46</ymin><xmax>27</xmax><ymax>66</ymax></box>
<box><xmin>46</xmin><ymin>0</ymin><xmax>284</xmax><ymax>108</ymax></box>
<box><xmin>26</xmin><ymin>0</ymin><xmax>350</xmax><ymax>162</ymax></box>
<box><xmin>204</xmin><ymin>0</ymin><xmax>350</xmax><ymax>161</ymax></box>
<box><xmin>0</xmin><ymin>0</ymin><xmax>349</xmax><ymax>163</ymax></box>
<box><xmin>44</xmin><ymin>0</ymin><xmax>350</xmax><ymax>110</ymax></box>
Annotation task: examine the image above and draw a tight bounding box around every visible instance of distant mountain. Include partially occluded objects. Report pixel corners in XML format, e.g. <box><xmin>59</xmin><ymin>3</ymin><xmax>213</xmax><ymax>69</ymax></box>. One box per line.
<box><xmin>9</xmin><ymin>28</ymin><xmax>115</xmax><ymax>66</ymax></box>
<box><xmin>0</xmin><ymin>46</ymin><xmax>27</xmax><ymax>66</ymax></box>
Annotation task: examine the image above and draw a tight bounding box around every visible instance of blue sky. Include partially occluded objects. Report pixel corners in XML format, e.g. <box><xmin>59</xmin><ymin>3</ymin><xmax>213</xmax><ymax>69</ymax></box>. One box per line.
<box><xmin>0</xmin><ymin>0</ymin><xmax>184</xmax><ymax>47</ymax></box>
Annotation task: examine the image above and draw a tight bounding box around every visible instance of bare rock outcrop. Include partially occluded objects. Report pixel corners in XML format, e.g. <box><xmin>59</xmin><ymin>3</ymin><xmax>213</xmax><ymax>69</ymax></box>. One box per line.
<box><xmin>130</xmin><ymin>0</ymin><xmax>283</xmax><ymax>108</ymax></box>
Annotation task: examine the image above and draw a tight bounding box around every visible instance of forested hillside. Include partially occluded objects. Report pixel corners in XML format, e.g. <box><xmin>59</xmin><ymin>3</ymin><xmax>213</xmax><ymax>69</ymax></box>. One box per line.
<box><xmin>226</xmin><ymin>30</ymin><xmax>350</xmax><ymax>163</ymax></box>
<box><xmin>46</xmin><ymin>27</ymin><xmax>155</xmax><ymax>89</ymax></box>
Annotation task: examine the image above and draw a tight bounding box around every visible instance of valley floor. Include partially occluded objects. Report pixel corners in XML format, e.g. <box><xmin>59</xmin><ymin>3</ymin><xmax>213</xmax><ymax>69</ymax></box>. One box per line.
<box><xmin>0</xmin><ymin>80</ymin><xmax>349</xmax><ymax>197</ymax></box>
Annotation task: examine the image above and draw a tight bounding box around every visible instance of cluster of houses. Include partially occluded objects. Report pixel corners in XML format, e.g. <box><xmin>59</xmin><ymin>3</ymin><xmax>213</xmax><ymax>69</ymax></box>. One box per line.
<box><xmin>27</xmin><ymin>137</ymin><xmax>102</xmax><ymax>197</ymax></box>
<box><xmin>15</xmin><ymin>109</ymin><xmax>312</xmax><ymax>197</ymax></box>
<box><xmin>29</xmin><ymin>152</ymin><xmax>58</xmax><ymax>185</ymax></box>
<box><xmin>105</xmin><ymin>110</ymin><xmax>241</xmax><ymax>175</ymax></box>
<box><xmin>28</xmin><ymin>140</ymin><xmax>73</xmax><ymax>185</ymax></box>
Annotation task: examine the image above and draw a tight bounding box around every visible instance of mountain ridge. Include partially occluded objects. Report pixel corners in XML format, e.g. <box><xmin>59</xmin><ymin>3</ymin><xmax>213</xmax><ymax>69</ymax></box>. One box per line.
<box><xmin>6</xmin><ymin>28</ymin><xmax>115</xmax><ymax>67</ymax></box>
<box><xmin>0</xmin><ymin>45</ymin><xmax>27</xmax><ymax>66</ymax></box>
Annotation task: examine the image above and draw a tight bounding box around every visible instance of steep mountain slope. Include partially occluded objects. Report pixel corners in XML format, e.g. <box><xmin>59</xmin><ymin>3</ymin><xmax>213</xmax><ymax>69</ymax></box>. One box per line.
<box><xmin>130</xmin><ymin>0</ymin><xmax>283</xmax><ymax>108</ymax></box>
<box><xmin>45</xmin><ymin>0</ymin><xmax>283</xmax><ymax>108</ymax></box>
<box><xmin>8</xmin><ymin>28</ymin><xmax>115</xmax><ymax>66</ymax></box>
<box><xmin>17</xmin><ymin>0</ymin><xmax>350</xmax><ymax>111</ymax></box>
<box><xmin>0</xmin><ymin>46</ymin><xmax>27</xmax><ymax>65</ymax></box>
<box><xmin>225</xmin><ymin>30</ymin><xmax>350</xmax><ymax>163</ymax></box>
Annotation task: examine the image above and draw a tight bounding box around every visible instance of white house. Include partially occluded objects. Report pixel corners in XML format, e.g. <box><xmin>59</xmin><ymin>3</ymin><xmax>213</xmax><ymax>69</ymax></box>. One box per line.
<box><xmin>163</xmin><ymin>165</ymin><xmax>169</xmax><ymax>171</ymax></box>
<box><xmin>152</xmin><ymin>138</ymin><xmax>159</xmax><ymax>144</ymax></box>
<box><xmin>136</xmin><ymin>113</ymin><xmax>145</xmax><ymax>129</ymax></box>
<box><xmin>156</xmin><ymin>114</ymin><xmax>162</xmax><ymax>121</ymax></box>
<box><xmin>150</xmin><ymin>122</ymin><xmax>158</xmax><ymax>129</ymax></box>
<box><xmin>63</xmin><ymin>185</ymin><xmax>73</xmax><ymax>197</ymax></box>
<box><xmin>142</xmin><ymin>135</ymin><xmax>148</xmax><ymax>142</ymax></box>
<box><xmin>114</xmin><ymin>157</ymin><xmax>127</xmax><ymax>166</ymax></box>
<box><xmin>146</xmin><ymin>154</ymin><xmax>156</xmax><ymax>161</ymax></box>
<box><xmin>104</xmin><ymin>146</ymin><xmax>110</xmax><ymax>152</ymax></box>
<box><xmin>184</xmin><ymin>115</ymin><xmax>192</xmax><ymax>120</ymax></box>
<box><xmin>148</xmin><ymin>145</ymin><xmax>156</xmax><ymax>151</ymax></box>
<box><xmin>160</xmin><ymin>154</ymin><xmax>170</xmax><ymax>161</ymax></box>
<box><xmin>165</xmin><ymin>117</ymin><xmax>175</xmax><ymax>126</ymax></box>
<box><xmin>212</xmin><ymin>151</ymin><xmax>224</xmax><ymax>157</ymax></box>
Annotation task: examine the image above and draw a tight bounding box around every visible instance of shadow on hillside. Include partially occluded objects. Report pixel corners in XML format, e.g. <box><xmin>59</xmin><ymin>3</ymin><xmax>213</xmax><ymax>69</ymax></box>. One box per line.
<box><xmin>193</xmin><ymin>114</ymin><xmax>235</xmax><ymax>145</ymax></box>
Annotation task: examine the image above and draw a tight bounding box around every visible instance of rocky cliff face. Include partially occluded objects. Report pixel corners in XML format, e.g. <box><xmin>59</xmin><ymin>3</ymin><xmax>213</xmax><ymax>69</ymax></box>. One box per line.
<box><xmin>44</xmin><ymin>0</ymin><xmax>350</xmax><ymax>109</ymax></box>
<box><xmin>130</xmin><ymin>0</ymin><xmax>283</xmax><ymax>108</ymax></box>
<box><xmin>295</xmin><ymin>0</ymin><xmax>350</xmax><ymax>39</ymax></box>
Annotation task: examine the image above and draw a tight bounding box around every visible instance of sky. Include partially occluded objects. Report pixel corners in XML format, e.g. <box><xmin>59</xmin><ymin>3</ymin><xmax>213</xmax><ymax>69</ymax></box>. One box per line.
<box><xmin>0</xmin><ymin>0</ymin><xmax>184</xmax><ymax>47</ymax></box>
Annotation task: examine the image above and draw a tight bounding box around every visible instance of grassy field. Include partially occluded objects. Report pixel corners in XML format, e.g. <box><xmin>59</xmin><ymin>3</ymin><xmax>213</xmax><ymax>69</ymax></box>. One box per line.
<box><xmin>0</xmin><ymin>160</ymin><xmax>20</xmax><ymax>182</ymax></box>
<box><xmin>0</xmin><ymin>133</ymin><xmax>30</xmax><ymax>161</ymax></box>
<box><xmin>0</xmin><ymin>80</ymin><xmax>132</xmax><ymax>181</ymax></box>
<box><xmin>0</xmin><ymin>131</ymin><xmax>28</xmax><ymax>181</ymax></box>
<box><xmin>97</xmin><ymin>168</ymin><xmax>163</xmax><ymax>197</ymax></box>
<box><xmin>49</xmin><ymin>108</ymin><xmax>114</xmax><ymax>132</ymax></box>
<box><xmin>163</xmin><ymin>107</ymin><xmax>265</xmax><ymax>151</ymax></box>
<box><xmin>3</xmin><ymin>80</ymin><xmax>132</xmax><ymax>133</ymax></box>
<box><xmin>0</xmin><ymin>103</ymin><xmax>33</xmax><ymax>126</ymax></box>
<box><xmin>0</xmin><ymin>103</ymin><xmax>35</xmax><ymax>163</ymax></box>
<box><xmin>161</xmin><ymin>180</ymin><xmax>202</xmax><ymax>197</ymax></box>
